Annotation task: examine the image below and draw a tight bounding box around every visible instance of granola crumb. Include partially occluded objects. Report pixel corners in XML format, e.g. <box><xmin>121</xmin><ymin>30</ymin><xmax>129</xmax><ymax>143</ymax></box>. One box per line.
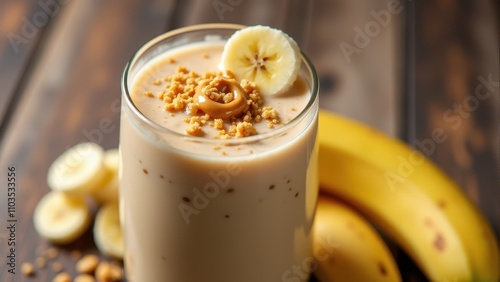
<box><xmin>95</xmin><ymin>261</ymin><xmax>123</xmax><ymax>282</ymax></box>
<box><xmin>148</xmin><ymin>65</ymin><xmax>280</xmax><ymax>139</ymax></box>
<box><xmin>235</xmin><ymin>121</ymin><xmax>256</xmax><ymax>138</ymax></box>
<box><xmin>144</xmin><ymin>91</ymin><xmax>154</xmax><ymax>98</ymax></box>
<box><xmin>35</xmin><ymin>256</ymin><xmax>46</xmax><ymax>269</ymax></box>
<box><xmin>53</xmin><ymin>272</ymin><xmax>71</xmax><ymax>282</ymax></box>
<box><xmin>74</xmin><ymin>274</ymin><xmax>96</xmax><ymax>282</ymax></box>
<box><xmin>215</xmin><ymin>130</ymin><xmax>231</xmax><ymax>140</ymax></box>
<box><xmin>152</xmin><ymin>79</ymin><xmax>162</xmax><ymax>86</ymax></box>
<box><xmin>76</xmin><ymin>254</ymin><xmax>100</xmax><ymax>274</ymax></box>
<box><xmin>186</xmin><ymin>122</ymin><xmax>203</xmax><ymax>136</ymax></box>
<box><xmin>213</xmin><ymin>118</ymin><xmax>224</xmax><ymax>130</ymax></box>
<box><xmin>262</xmin><ymin>106</ymin><xmax>279</xmax><ymax>121</ymax></box>
<box><xmin>186</xmin><ymin>102</ymin><xmax>198</xmax><ymax>115</ymax></box>
<box><xmin>22</xmin><ymin>262</ymin><xmax>35</xmax><ymax>276</ymax></box>
<box><xmin>157</xmin><ymin>90</ymin><xmax>166</xmax><ymax>99</ymax></box>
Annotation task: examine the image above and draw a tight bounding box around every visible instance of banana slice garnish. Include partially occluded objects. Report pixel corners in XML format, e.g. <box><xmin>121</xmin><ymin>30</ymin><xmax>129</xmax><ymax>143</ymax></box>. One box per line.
<box><xmin>92</xmin><ymin>148</ymin><xmax>119</xmax><ymax>205</ymax></box>
<box><xmin>94</xmin><ymin>201</ymin><xmax>124</xmax><ymax>259</ymax></box>
<box><xmin>33</xmin><ymin>191</ymin><xmax>91</xmax><ymax>244</ymax></box>
<box><xmin>47</xmin><ymin>142</ymin><xmax>106</xmax><ymax>197</ymax></box>
<box><xmin>221</xmin><ymin>25</ymin><xmax>301</xmax><ymax>96</ymax></box>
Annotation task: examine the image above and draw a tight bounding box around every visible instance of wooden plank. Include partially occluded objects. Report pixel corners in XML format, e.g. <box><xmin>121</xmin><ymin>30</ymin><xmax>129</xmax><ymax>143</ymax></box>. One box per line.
<box><xmin>2</xmin><ymin>0</ymin><xmax>495</xmax><ymax>281</ymax></box>
<box><xmin>0</xmin><ymin>0</ymin><xmax>57</xmax><ymax>134</ymax></box>
<box><xmin>408</xmin><ymin>0</ymin><xmax>499</xmax><ymax>234</ymax></box>
<box><xmin>0</xmin><ymin>0</ymin><xmax>175</xmax><ymax>280</ymax></box>
<box><xmin>308</xmin><ymin>0</ymin><xmax>402</xmax><ymax>136</ymax></box>
<box><xmin>402</xmin><ymin>1</ymin><xmax>499</xmax><ymax>280</ymax></box>
<box><xmin>168</xmin><ymin>0</ymin><xmax>314</xmax><ymax>46</ymax></box>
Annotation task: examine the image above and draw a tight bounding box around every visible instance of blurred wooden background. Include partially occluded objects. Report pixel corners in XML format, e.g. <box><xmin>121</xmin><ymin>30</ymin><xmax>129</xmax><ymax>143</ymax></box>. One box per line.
<box><xmin>0</xmin><ymin>0</ymin><xmax>498</xmax><ymax>281</ymax></box>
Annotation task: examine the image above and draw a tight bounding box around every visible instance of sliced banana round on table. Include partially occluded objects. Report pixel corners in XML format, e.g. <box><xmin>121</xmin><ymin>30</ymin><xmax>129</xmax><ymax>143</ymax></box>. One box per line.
<box><xmin>92</xmin><ymin>148</ymin><xmax>119</xmax><ymax>205</ymax></box>
<box><xmin>221</xmin><ymin>25</ymin><xmax>301</xmax><ymax>96</ymax></box>
<box><xmin>47</xmin><ymin>142</ymin><xmax>106</xmax><ymax>197</ymax></box>
<box><xmin>33</xmin><ymin>191</ymin><xmax>91</xmax><ymax>244</ymax></box>
<box><xmin>94</xmin><ymin>201</ymin><xmax>124</xmax><ymax>259</ymax></box>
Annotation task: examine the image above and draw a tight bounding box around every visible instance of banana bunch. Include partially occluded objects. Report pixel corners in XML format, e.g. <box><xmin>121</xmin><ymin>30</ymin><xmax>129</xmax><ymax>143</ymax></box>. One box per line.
<box><xmin>220</xmin><ymin>26</ymin><xmax>499</xmax><ymax>281</ymax></box>
<box><xmin>316</xmin><ymin>109</ymin><xmax>500</xmax><ymax>282</ymax></box>
<box><xmin>34</xmin><ymin>142</ymin><xmax>123</xmax><ymax>259</ymax></box>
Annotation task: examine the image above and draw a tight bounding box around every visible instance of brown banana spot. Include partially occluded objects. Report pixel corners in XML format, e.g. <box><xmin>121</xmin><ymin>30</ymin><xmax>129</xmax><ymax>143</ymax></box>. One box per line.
<box><xmin>377</xmin><ymin>261</ymin><xmax>388</xmax><ymax>276</ymax></box>
<box><xmin>193</xmin><ymin>78</ymin><xmax>248</xmax><ymax>119</ymax></box>
<box><xmin>437</xmin><ymin>200</ymin><xmax>447</xmax><ymax>209</ymax></box>
<box><xmin>434</xmin><ymin>233</ymin><xmax>446</xmax><ymax>251</ymax></box>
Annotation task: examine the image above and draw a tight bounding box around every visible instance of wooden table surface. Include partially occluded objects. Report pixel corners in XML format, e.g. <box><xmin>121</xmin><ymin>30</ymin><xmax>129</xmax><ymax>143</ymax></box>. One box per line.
<box><xmin>0</xmin><ymin>0</ymin><xmax>498</xmax><ymax>281</ymax></box>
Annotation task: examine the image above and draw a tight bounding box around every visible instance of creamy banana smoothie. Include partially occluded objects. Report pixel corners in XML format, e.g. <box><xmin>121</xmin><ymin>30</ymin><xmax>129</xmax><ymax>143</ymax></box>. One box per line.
<box><xmin>120</xmin><ymin>24</ymin><xmax>319</xmax><ymax>282</ymax></box>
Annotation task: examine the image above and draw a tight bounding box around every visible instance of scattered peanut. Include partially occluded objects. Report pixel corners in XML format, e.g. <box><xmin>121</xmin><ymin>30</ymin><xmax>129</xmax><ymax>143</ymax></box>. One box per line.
<box><xmin>21</xmin><ymin>262</ymin><xmax>35</xmax><ymax>276</ymax></box>
<box><xmin>95</xmin><ymin>261</ymin><xmax>123</xmax><ymax>282</ymax></box>
<box><xmin>74</xmin><ymin>273</ymin><xmax>96</xmax><ymax>282</ymax></box>
<box><xmin>76</xmin><ymin>254</ymin><xmax>100</xmax><ymax>274</ymax></box>
<box><xmin>53</xmin><ymin>272</ymin><xmax>71</xmax><ymax>282</ymax></box>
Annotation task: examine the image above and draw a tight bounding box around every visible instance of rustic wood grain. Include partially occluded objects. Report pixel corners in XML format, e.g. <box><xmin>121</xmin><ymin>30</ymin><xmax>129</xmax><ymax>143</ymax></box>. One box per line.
<box><xmin>308</xmin><ymin>0</ymin><xmax>403</xmax><ymax>136</ymax></box>
<box><xmin>167</xmin><ymin>0</ymin><xmax>314</xmax><ymax>47</ymax></box>
<box><xmin>0</xmin><ymin>0</ymin><xmax>54</xmax><ymax>137</ymax></box>
<box><xmin>0</xmin><ymin>0</ymin><xmax>175</xmax><ymax>280</ymax></box>
<box><xmin>408</xmin><ymin>0</ymin><xmax>499</xmax><ymax>234</ymax></box>
<box><xmin>0</xmin><ymin>0</ymin><xmax>497</xmax><ymax>281</ymax></box>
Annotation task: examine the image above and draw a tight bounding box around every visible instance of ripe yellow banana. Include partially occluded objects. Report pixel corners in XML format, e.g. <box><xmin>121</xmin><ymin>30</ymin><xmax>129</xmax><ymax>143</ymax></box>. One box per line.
<box><xmin>318</xmin><ymin>109</ymin><xmax>500</xmax><ymax>282</ymax></box>
<box><xmin>314</xmin><ymin>195</ymin><xmax>401</xmax><ymax>282</ymax></box>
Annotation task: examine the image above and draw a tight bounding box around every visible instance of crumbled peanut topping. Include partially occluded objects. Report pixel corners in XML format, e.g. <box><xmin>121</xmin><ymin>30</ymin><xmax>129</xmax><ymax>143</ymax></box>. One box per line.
<box><xmin>213</xmin><ymin>119</ymin><xmax>224</xmax><ymax>130</ymax></box>
<box><xmin>235</xmin><ymin>122</ymin><xmax>256</xmax><ymax>138</ymax></box>
<box><xmin>186</xmin><ymin>122</ymin><xmax>202</xmax><ymax>136</ymax></box>
<box><xmin>145</xmin><ymin>65</ymin><xmax>282</xmax><ymax>140</ymax></box>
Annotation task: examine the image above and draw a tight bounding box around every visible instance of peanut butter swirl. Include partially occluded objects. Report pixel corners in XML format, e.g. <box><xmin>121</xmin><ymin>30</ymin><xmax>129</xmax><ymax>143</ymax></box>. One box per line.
<box><xmin>146</xmin><ymin>65</ymin><xmax>281</xmax><ymax>138</ymax></box>
<box><xmin>193</xmin><ymin>77</ymin><xmax>249</xmax><ymax>119</ymax></box>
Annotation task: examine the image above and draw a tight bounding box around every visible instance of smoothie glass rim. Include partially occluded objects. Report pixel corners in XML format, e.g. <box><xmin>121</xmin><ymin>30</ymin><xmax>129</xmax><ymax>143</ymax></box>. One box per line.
<box><xmin>121</xmin><ymin>23</ymin><xmax>319</xmax><ymax>145</ymax></box>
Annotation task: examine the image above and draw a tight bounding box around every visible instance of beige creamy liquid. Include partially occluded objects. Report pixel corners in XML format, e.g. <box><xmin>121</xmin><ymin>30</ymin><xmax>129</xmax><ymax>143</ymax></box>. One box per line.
<box><xmin>120</xmin><ymin>40</ymin><xmax>318</xmax><ymax>282</ymax></box>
